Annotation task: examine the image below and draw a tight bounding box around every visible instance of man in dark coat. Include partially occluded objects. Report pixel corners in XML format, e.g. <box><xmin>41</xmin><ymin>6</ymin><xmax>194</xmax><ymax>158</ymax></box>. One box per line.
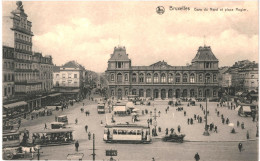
<box><xmin>75</xmin><ymin>141</ymin><xmax>79</xmax><ymax>152</ymax></box>
<box><xmin>194</xmin><ymin>152</ymin><xmax>200</xmax><ymax>161</ymax></box>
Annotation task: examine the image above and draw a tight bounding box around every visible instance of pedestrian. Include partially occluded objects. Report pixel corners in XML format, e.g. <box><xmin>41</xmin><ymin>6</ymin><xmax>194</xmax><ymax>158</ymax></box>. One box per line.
<box><xmin>237</xmin><ymin>121</ymin><xmax>240</xmax><ymax>127</ymax></box>
<box><xmin>247</xmin><ymin>130</ymin><xmax>249</xmax><ymax>139</ymax></box>
<box><xmin>194</xmin><ymin>114</ymin><xmax>196</xmax><ymax>120</ymax></box>
<box><xmin>214</xmin><ymin>125</ymin><xmax>218</xmax><ymax>133</ymax></box>
<box><xmin>221</xmin><ymin>114</ymin><xmax>223</xmax><ymax>119</ymax></box>
<box><xmin>150</xmin><ymin>118</ymin><xmax>153</xmax><ymax>125</ymax></box>
<box><xmin>75</xmin><ymin>140</ymin><xmax>79</xmax><ymax>152</ymax></box>
<box><xmin>200</xmin><ymin>117</ymin><xmax>202</xmax><ymax>123</ymax></box>
<box><xmin>222</xmin><ymin>118</ymin><xmax>225</xmax><ymax>124</ymax></box>
<box><xmin>178</xmin><ymin>125</ymin><xmax>181</xmax><ymax>133</ymax></box>
<box><xmin>165</xmin><ymin>128</ymin><xmax>169</xmax><ymax>135</ymax></box>
<box><xmin>152</xmin><ymin>157</ymin><xmax>155</xmax><ymax>161</ymax></box>
<box><xmin>184</xmin><ymin>111</ymin><xmax>186</xmax><ymax>116</ymax></box>
<box><xmin>226</xmin><ymin>118</ymin><xmax>229</xmax><ymax>124</ymax></box>
<box><xmin>194</xmin><ymin>152</ymin><xmax>200</xmax><ymax>161</ymax></box>
<box><xmin>158</xmin><ymin>111</ymin><xmax>161</xmax><ymax>117</ymax></box>
<box><xmin>190</xmin><ymin>118</ymin><xmax>193</xmax><ymax>125</ymax></box>
<box><xmin>75</xmin><ymin>118</ymin><xmax>78</xmax><ymax>124</ymax></box>
<box><xmin>44</xmin><ymin>123</ymin><xmax>47</xmax><ymax>130</ymax></box>
<box><xmin>158</xmin><ymin>126</ymin><xmax>161</xmax><ymax>132</ymax></box>
<box><xmin>55</xmin><ymin>115</ymin><xmax>57</xmax><ymax>122</ymax></box>
<box><xmin>88</xmin><ymin>132</ymin><xmax>91</xmax><ymax>140</ymax></box>
<box><xmin>241</xmin><ymin>122</ymin><xmax>245</xmax><ymax>129</ymax></box>
<box><xmin>150</xmin><ymin>111</ymin><xmax>152</xmax><ymax>117</ymax></box>
<box><xmin>188</xmin><ymin>118</ymin><xmax>190</xmax><ymax>125</ymax></box>
<box><xmin>238</xmin><ymin>142</ymin><xmax>243</xmax><ymax>152</ymax></box>
<box><xmin>165</xmin><ymin>108</ymin><xmax>167</xmax><ymax>114</ymax></box>
<box><xmin>203</xmin><ymin>110</ymin><xmax>205</xmax><ymax>115</ymax></box>
<box><xmin>217</xmin><ymin>111</ymin><xmax>220</xmax><ymax>117</ymax></box>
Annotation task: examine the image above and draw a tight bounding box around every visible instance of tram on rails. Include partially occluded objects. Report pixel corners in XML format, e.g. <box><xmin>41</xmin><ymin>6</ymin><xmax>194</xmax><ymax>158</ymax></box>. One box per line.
<box><xmin>103</xmin><ymin>123</ymin><xmax>151</xmax><ymax>143</ymax></box>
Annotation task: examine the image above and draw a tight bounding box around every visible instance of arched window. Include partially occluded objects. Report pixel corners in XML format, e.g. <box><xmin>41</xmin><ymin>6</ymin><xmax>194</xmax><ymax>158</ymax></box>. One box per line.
<box><xmin>117</xmin><ymin>73</ymin><xmax>122</xmax><ymax>82</ymax></box>
<box><xmin>111</xmin><ymin>90</ymin><xmax>114</xmax><ymax>96</ymax></box>
<box><xmin>124</xmin><ymin>74</ymin><xmax>128</xmax><ymax>81</ymax></box>
<box><xmin>132</xmin><ymin>89</ymin><xmax>137</xmax><ymax>95</ymax></box>
<box><xmin>110</xmin><ymin>74</ymin><xmax>114</xmax><ymax>81</ymax></box>
<box><xmin>139</xmin><ymin>73</ymin><xmax>144</xmax><ymax>83</ymax></box>
<box><xmin>154</xmin><ymin>73</ymin><xmax>159</xmax><ymax>83</ymax></box>
<box><xmin>176</xmin><ymin>73</ymin><xmax>181</xmax><ymax>83</ymax></box>
<box><xmin>199</xmin><ymin>74</ymin><xmax>203</xmax><ymax>82</ymax></box>
<box><xmin>132</xmin><ymin>73</ymin><xmax>137</xmax><ymax>83</ymax></box>
<box><xmin>146</xmin><ymin>73</ymin><xmax>152</xmax><ymax>83</ymax></box>
<box><xmin>161</xmin><ymin>73</ymin><xmax>166</xmax><ymax>83</ymax></box>
<box><xmin>199</xmin><ymin>90</ymin><xmax>202</xmax><ymax>97</ymax></box>
<box><xmin>213</xmin><ymin>74</ymin><xmax>217</xmax><ymax>82</ymax></box>
<box><xmin>205</xmin><ymin>73</ymin><xmax>211</xmax><ymax>83</ymax></box>
<box><xmin>190</xmin><ymin>73</ymin><xmax>195</xmax><ymax>83</ymax></box>
<box><xmin>213</xmin><ymin>90</ymin><xmax>217</xmax><ymax>97</ymax></box>
<box><xmin>183</xmin><ymin>73</ymin><xmax>188</xmax><ymax>83</ymax></box>
<box><xmin>168</xmin><ymin>73</ymin><xmax>173</xmax><ymax>83</ymax></box>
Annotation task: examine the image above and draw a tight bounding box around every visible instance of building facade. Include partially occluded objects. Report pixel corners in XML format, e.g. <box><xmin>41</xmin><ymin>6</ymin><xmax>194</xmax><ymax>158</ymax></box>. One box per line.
<box><xmin>238</xmin><ymin>65</ymin><xmax>258</xmax><ymax>92</ymax></box>
<box><xmin>106</xmin><ymin>46</ymin><xmax>219</xmax><ymax>99</ymax></box>
<box><xmin>53</xmin><ymin>61</ymin><xmax>85</xmax><ymax>98</ymax></box>
<box><xmin>2</xmin><ymin>46</ymin><xmax>15</xmax><ymax>100</ymax></box>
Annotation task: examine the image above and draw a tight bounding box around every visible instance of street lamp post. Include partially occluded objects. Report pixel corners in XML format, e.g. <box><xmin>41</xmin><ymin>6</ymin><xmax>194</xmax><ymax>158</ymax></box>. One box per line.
<box><xmin>153</xmin><ymin>108</ymin><xmax>158</xmax><ymax>136</ymax></box>
<box><xmin>203</xmin><ymin>74</ymin><xmax>210</xmax><ymax>136</ymax></box>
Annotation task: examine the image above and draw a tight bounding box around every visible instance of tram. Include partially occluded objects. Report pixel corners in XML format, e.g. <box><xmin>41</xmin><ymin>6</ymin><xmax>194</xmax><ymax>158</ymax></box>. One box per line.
<box><xmin>3</xmin><ymin>130</ymin><xmax>21</xmax><ymax>148</ymax></box>
<box><xmin>32</xmin><ymin>129</ymin><xmax>74</xmax><ymax>146</ymax></box>
<box><xmin>103</xmin><ymin>123</ymin><xmax>151</xmax><ymax>143</ymax></box>
<box><xmin>97</xmin><ymin>102</ymin><xmax>105</xmax><ymax>114</ymax></box>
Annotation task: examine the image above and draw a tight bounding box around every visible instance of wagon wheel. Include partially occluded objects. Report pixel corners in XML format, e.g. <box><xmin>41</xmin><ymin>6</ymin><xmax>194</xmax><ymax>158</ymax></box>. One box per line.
<box><xmin>3</xmin><ymin>152</ymin><xmax>14</xmax><ymax>160</ymax></box>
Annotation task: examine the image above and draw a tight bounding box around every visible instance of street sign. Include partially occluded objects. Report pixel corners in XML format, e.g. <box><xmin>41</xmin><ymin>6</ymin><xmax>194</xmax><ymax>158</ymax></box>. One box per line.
<box><xmin>106</xmin><ymin>150</ymin><xmax>117</xmax><ymax>156</ymax></box>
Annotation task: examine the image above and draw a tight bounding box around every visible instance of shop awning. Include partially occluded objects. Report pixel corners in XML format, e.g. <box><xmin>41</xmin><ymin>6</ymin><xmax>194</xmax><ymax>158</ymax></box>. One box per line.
<box><xmin>242</xmin><ymin>106</ymin><xmax>251</xmax><ymax>112</ymax></box>
<box><xmin>48</xmin><ymin>93</ymin><xmax>62</xmax><ymax>97</ymax></box>
<box><xmin>4</xmin><ymin>101</ymin><xmax>27</xmax><ymax>109</ymax></box>
<box><xmin>60</xmin><ymin>89</ymin><xmax>80</xmax><ymax>93</ymax></box>
<box><xmin>113</xmin><ymin>106</ymin><xmax>127</xmax><ymax>112</ymax></box>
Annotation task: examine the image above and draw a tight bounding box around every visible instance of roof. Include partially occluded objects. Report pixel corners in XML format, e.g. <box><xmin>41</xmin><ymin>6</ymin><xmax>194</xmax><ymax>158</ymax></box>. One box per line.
<box><xmin>113</xmin><ymin>106</ymin><xmax>127</xmax><ymax>112</ymax></box>
<box><xmin>108</xmin><ymin>46</ymin><xmax>130</xmax><ymax>61</ymax></box>
<box><xmin>192</xmin><ymin>46</ymin><xmax>218</xmax><ymax>62</ymax></box>
<box><xmin>242</xmin><ymin>106</ymin><xmax>251</xmax><ymax>112</ymax></box>
<box><xmin>4</xmin><ymin>101</ymin><xmax>27</xmax><ymax>109</ymax></box>
<box><xmin>105</xmin><ymin>123</ymin><xmax>149</xmax><ymax>129</ymax></box>
<box><xmin>33</xmin><ymin>128</ymin><xmax>74</xmax><ymax>134</ymax></box>
<box><xmin>58</xmin><ymin>115</ymin><xmax>67</xmax><ymax>118</ymax></box>
<box><xmin>53</xmin><ymin>66</ymin><xmax>60</xmax><ymax>72</ymax></box>
<box><xmin>149</xmin><ymin>60</ymin><xmax>172</xmax><ymax>68</ymax></box>
<box><xmin>62</xmin><ymin>61</ymin><xmax>85</xmax><ymax>70</ymax></box>
<box><xmin>48</xmin><ymin>93</ymin><xmax>62</xmax><ymax>97</ymax></box>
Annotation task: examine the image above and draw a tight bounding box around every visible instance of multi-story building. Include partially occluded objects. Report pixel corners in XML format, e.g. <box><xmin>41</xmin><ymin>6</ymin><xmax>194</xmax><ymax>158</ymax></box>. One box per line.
<box><xmin>32</xmin><ymin>52</ymin><xmax>53</xmax><ymax>92</ymax></box>
<box><xmin>238</xmin><ymin>64</ymin><xmax>258</xmax><ymax>92</ymax></box>
<box><xmin>2</xmin><ymin>46</ymin><xmax>15</xmax><ymax>100</ymax></box>
<box><xmin>2</xmin><ymin>2</ymin><xmax>56</xmax><ymax>119</ymax></box>
<box><xmin>106</xmin><ymin>45</ymin><xmax>219</xmax><ymax>99</ymax></box>
<box><xmin>53</xmin><ymin>61</ymin><xmax>85</xmax><ymax>98</ymax></box>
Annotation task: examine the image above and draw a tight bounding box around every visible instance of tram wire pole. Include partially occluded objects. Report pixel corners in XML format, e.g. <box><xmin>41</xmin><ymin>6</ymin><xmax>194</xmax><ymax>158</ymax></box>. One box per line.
<box><xmin>92</xmin><ymin>134</ymin><xmax>96</xmax><ymax>161</ymax></box>
<box><xmin>152</xmin><ymin>107</ymin><xmax>158</xmax><ymax>136</ymax></box>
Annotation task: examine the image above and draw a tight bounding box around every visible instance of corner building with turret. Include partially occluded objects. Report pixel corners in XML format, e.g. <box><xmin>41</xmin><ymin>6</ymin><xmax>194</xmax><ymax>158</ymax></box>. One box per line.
<box><xmin>106</xmin><ymin>46</ymin><xmax>219</xmax><ymax>100</ymax></box>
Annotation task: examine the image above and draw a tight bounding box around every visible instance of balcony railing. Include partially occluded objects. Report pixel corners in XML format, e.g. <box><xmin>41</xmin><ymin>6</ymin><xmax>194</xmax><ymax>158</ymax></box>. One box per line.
<box><xmin>11</xmin><ymin>26</ymin><xmax>34</xmax><ymax>36</ymax></box>
<box><xmin>15</xmin><ymin>38</ymin><xmax>32</xmax><ymax>46</ymax></box>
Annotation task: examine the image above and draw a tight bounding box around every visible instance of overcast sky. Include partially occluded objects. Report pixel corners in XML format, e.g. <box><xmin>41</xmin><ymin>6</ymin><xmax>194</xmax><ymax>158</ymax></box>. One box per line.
<box><xmin>2</xmin><ymin>1</ymin><xmax>258</xmax><ymax>72</ymax></box>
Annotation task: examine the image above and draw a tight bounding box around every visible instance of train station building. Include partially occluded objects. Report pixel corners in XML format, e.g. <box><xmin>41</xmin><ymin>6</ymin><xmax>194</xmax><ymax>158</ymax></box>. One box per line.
<box><xmin>106</xmin><ymin>45</ymin><xmax>219</xmax><ymax>100</ymax></box>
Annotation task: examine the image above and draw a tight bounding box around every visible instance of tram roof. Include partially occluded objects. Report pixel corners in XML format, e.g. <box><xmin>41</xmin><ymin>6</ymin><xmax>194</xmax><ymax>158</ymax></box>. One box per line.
<box><xmin>33</xmin><ymin>129</ymin><xmax>74</xmax><ymax>134</ymax></box>
<box><xmin>105</xmin><ymin>123</ymin><xmax>149</xmax><ymax>129</ymax></box>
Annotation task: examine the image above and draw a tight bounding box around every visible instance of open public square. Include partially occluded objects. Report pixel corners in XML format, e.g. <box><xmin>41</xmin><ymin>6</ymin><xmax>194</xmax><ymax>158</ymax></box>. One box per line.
<box><xmin>19</xmin><ymin>95</ymin><xmax>258</xmax><ymax>161</ymax></box>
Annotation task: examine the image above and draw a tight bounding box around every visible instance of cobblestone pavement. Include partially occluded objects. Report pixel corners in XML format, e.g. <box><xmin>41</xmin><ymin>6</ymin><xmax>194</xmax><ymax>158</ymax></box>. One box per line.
<box><xmin>19</xmin><ymin>98</ymin><xmax>258</xmax><ymax>161</ymax></box>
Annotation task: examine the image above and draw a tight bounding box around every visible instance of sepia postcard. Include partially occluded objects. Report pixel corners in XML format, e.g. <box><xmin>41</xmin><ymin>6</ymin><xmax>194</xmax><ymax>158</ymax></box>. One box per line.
<box><xmin>1</xmin><ymin>1</ymin><xmax>259</xmax><ymax>161</ymax></box>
